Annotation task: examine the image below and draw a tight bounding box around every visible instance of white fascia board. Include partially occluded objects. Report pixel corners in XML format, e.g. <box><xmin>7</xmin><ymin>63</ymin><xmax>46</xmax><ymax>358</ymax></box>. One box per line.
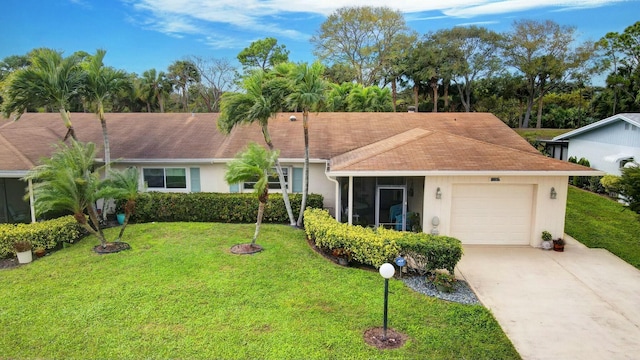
<box><xmin>0</xmin><ymin>170</ymin><xmax>29</xmax><ymax>178</ymax></box>
<box><xmin>326</xmin><ymin>170</ymin><xmax>605</xmax><ymax>177</ymax></box>
<box><xmin>553</xmin><ymin>114</ymin><xmax>632</xmax><ymax>140</ymax></box>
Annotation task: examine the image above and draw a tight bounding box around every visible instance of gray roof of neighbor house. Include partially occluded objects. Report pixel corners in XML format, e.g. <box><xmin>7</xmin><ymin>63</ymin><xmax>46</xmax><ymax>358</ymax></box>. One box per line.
<box><xmin>553</xmin><ymin>113</ymin><xmax>640</xmax><ymax>141</ymax></box>
<box><xmin>0</xmin><ymin>112</ymin><xmax>598</xmax><ymax>175</ymax></box>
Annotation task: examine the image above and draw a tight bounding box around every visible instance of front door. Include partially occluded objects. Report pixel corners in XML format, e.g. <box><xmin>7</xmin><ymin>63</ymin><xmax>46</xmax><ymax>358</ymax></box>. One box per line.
<box><xmin>375</xmin><ymin>186</ymin><xmax>406</xmax><ymax>230</ymax></box>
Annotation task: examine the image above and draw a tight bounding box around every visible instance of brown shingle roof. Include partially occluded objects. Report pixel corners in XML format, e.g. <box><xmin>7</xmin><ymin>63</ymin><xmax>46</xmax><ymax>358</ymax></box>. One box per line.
<box><xmin>0</xmin><ymin>111</ymin><xmax>597</xmax><ymax>174</ymax></box>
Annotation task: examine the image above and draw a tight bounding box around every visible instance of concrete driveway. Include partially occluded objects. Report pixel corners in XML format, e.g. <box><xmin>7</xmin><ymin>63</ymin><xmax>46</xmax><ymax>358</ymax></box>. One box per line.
<box><xmin>456</xmin><ymin>236</ymin><xmax>640</xmax><ymax>360</ymax></box>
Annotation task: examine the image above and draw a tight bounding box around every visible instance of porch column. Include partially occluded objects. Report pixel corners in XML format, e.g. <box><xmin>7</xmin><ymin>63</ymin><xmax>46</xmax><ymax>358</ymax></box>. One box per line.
<box><xmin>28</xmin><ymin>179</ymin><xmax>36</xmax><ymax>223</ymax></box>
<box><xmin>348</xmin><ymin>176</ymin><xmax>354</xmax><ymax>225</ymax></box>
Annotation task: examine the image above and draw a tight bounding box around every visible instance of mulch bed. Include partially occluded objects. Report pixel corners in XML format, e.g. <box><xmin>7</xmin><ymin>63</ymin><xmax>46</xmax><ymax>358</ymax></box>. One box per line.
<box><xmin>363</xmin><ymin>327</ymin><xmax>408</xmax><ymax>349</ymax></box>
<box><xmin>230</xmin><ymin>243</ymin><xmax>264</xmax><ymax>254</ymax></box>
<box><xmin>93</xmin><ymin>242</ymin><xmax>131</xmax><ymax>254</ymax></box>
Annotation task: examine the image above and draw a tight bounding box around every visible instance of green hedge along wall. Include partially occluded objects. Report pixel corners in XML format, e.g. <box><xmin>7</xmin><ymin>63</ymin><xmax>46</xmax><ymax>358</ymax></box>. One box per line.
<box><xmin>121</xmin><ymin>192</ymin><xmax>324</xmax><ymax>224</ymax></box>
<box><xmin>304</xmin><ymin>208</ymin><xmax>463</xmax><ymax>273</ymax></box>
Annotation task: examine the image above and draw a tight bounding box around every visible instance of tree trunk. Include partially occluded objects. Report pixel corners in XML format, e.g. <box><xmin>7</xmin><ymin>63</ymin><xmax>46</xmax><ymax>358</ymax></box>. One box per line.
<box><xmin>413</xmin><ymin>84</ymin><xmax>419</xmax><ymax>111</ymax></box>
<box><xmin>536</xmin><ymin>95</ymin><xmax>544</xmax><ymax>129</ymax></box>
<box><xmin>116</xmin><ymin>200</ymin><xmax>135</xmax><ymax>241</ymax></box>
<box><xmin>430</xmin><ymin>78</ymin><xmax>439</xmax><ymax>113</ymax></box>
<box><xmin>391</xmin><ymin>79</ymin><xmax>397</xmax><ymax>112</ymax></box>
<box><xmin>86</xmin><ymin>205</ymin><xmax>107</xmax><ymax>247</ymax></box>
<box><xmin>253</xmin><ymin>199</ymin><xmax>266</xmax><ymax>245</ymax></box>
<box><xmin>297</xmin><ymin>110</ymin><xmax>310</xmax><ymax>228</ymax></box>
<box><xmin>59</xmin><ymin>108</ymin><xmax>77</xmax><ymax>141</ymax></box>
<box><xmin>262</xmin><ymin>124</ymin><xmax>296</xmax><ymax>226</ymax></box>
<box><xmin>443</xmin><ymin>81</ymin><xmax>450</xmax><ymax>111</ymax></box>
<box><xmin>100</xmin><ymin>113</ymin><xmax>110</xmax><ymax>174</ymax></box>
<box><xmin>522</xmin><ymin>78</ymin><xmax>536</xmax><ymax>128</ymax></box>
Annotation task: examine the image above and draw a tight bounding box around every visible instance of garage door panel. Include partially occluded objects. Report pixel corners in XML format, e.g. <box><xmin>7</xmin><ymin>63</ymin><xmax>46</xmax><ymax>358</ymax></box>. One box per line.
<box><xmin>451</xmin><ymin>184</ymin><xmax>533</xmax><ymax>245</ymax></box>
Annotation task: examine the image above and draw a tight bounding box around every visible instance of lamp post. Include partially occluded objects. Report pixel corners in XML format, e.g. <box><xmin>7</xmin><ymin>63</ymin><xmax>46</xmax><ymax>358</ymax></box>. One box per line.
<box><xmin>379</xmin><ymin>262</ymin><xmax>395</xmax><ymax>340</ymax></box>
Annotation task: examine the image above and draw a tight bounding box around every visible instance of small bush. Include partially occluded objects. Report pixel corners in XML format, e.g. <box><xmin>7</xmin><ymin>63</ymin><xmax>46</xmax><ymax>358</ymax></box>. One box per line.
<box><xmin>0</xmin><ymin>216</ymin><xmax>82</xmax><ymax>258</ymax></box>
<box><xmin>304</xmin><ymin>208</ymin><xmax>463</xmax><ymax>272</ymax></box>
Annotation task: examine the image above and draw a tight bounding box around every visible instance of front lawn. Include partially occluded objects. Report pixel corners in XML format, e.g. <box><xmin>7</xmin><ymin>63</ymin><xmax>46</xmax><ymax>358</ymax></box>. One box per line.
<box><xmin>0</xmin><ymin>223</ymin><xmax>519</xmax><ymax>359</ymax></box>
<box><xmin>566</xmin><ymin>186</ymin><xmax>640</xmax><ymax>269</ymax></box>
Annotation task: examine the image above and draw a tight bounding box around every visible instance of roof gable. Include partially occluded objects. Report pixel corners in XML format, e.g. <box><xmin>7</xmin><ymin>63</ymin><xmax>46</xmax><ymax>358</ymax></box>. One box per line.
<box><xmin>553</xmin><ymin>113</ymin><xmax>640</xmax><ymax>140</ymax></box>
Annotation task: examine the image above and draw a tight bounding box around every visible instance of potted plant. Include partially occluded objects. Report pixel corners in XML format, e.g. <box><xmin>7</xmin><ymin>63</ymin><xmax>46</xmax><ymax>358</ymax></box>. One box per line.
<box><xmin>430</xmin><ymin>272</ymin><xmax>456</xmax><ymax>293</ymax></box>
<box><xmin>14</xmin><ymin>240</ymin><xmax>33</xmax><ymax>264</ymax></box>
<box><xmin>34</xmin><ymin>247</ymin><xmax>46</xmax><ymax>258</ymax></box>
<box><xmin>553</xmin><ymin>238</ymin><xmax>566</xmax><ymax>252</ymax></box>
<box><xmin>541</xmin><ymin>231</ymin><xmax>553</xmax><ymax>250</ymax></box>
<box><xmin>332</xmin><ymin>248</ymin><xmax>352</xmax><ymax>266</ymax></box>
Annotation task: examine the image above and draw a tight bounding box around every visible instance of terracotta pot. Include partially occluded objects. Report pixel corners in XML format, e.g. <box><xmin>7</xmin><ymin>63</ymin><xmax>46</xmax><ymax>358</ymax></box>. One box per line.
<box><xmin>553</xmin><ymin>243</ymin><xmax>565</xmax><ymax>252</ymax></box>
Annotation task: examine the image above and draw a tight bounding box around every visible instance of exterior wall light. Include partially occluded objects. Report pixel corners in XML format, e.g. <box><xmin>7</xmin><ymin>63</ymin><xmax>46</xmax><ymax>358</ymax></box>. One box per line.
<box><xmin>550</xmin><ymin>187</ymin><xmax>557</xmax><ymax>199</ymax></box>
<box><xmin>435</xmin><ymin>187</ymin><xmax>442</xmax><ymax>199</ymax></box>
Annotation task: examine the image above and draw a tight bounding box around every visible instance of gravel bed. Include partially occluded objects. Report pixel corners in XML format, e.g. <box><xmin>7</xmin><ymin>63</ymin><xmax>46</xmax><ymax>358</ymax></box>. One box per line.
<box><xmin>401</xmin><ymin>275</ymin><xmax>482</xmax><ymax>305</ymax></box>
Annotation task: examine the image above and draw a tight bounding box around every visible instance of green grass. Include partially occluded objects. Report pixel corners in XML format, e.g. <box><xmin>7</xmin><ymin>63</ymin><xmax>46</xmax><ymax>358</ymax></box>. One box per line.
<box><xmin>1</xmin><ymin>223</ymin><xmax>519</xmax><ymax>359</ymax></box>
<box><xmin>514</xmin><ymin>128</ymin><xmax>572</xmax><ymax>142</ymax></box>
<box><xmin>566</xmin><ymin>186</ymin><xmax>640</xmax><ymax>269</ymax></box>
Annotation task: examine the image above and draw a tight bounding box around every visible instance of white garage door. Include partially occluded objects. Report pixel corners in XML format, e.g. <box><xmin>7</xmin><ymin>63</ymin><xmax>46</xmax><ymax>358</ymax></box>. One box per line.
<box><xmin>450</xmin><ymin>184</ymin><xmax>533</xmax><ymax>245</ymax></box>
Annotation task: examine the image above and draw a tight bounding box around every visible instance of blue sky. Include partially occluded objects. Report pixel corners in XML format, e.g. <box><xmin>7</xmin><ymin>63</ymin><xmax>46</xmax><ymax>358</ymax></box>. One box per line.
<box><xmin>1</xmin><ymin>0</ymin><xmax>637</xmax><ymax>76</ymax></box>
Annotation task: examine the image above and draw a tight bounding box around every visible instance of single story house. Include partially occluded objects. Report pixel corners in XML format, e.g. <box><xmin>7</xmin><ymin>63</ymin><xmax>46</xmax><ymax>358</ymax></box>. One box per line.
<box><xmin>552</xmin><ymin>113</ymin><xmax>640</xmax><ymax>175</ymax></box>
<box><xmin>0</xmin><ymin>112</ymin><xmax>600</xmax><ymax>246</ymax></box>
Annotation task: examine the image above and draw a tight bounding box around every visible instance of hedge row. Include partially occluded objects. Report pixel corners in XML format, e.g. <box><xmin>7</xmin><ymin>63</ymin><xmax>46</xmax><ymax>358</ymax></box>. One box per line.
<box><xmin>0</xmin><ymin>216</ymin><xmax>82</xmax><ymax>258</ymax></box>
<box><xmin>303</xmin><ymin>208</ymin><xmax>463</xmax><ymax>273</ymax></box>
<box><xmin>123</xmin><ymin>192</ymin><xmax>323</xmax><ymax>224</ymax></box>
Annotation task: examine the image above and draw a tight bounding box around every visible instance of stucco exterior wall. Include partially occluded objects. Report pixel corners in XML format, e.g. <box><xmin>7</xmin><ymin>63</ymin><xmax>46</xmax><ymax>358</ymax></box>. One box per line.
<box><xmin>567</xmin><ymin>138</ymin><xmax>638</xmax><ymax>176</ymax></box>
<box><xmin>423</xmin><ymin>175</ymin><xmax>569</xmax><ymax>246</ymax></box>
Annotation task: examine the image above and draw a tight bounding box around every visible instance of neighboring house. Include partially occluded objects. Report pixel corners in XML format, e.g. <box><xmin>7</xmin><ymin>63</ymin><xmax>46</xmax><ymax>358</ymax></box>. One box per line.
<box><xmin>0</xmin><ymin>112</ymin><xmax>600</xmax><ymax>247</ymax></box>
<box><xmin>552</xmin><ymin>113</ymin><xmax>640</xmax><ymax>175</ymax></box>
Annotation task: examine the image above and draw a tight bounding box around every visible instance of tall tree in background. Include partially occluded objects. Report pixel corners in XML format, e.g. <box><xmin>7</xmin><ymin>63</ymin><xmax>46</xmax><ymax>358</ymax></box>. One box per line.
<box><xmin>237</xmin><ymin>37</ymin><xmax>289</xmax><ymax>73</ymax></box>
<box><xmin>285</xmin><ymin>62</ymin><xmax>328</xmax><ymax>227</ymax></box>
<box><xmin>218</xmin><ymin>70</ymin><xmax>297</xmax><ymax>226</ymax></box>
<box><xmin>2</xmin><ymin>48</ymin><xmax>83</xmax><ymax>140</ymax></box>
<box><xmin>168</xmin><ymin>60</ymin><xmax>200</xmax><ymax>111</ymax></box>
<box><xmin>139</xmin><ymin>68</ymin><xmax>172</xmax><ymax>113</ymax></box>
<box><xmin>82</xmin><ymin>49</ymin><xmax>129</xmax><ymax>172</ymax></box>
<box><xmin>312</xmin><ymin>6</ymin><xmax>410</xmax><ymax>87</ymax></box>
<box><xmin>441</xmin><ymin>26</ymin><xmax>503</xmax><ymax>112</ymax></box>
<box><xmin>188</xmin><ymin>56</ymin><xmax>236</xmax><ymax>112</ymax></box>
<box><xmin>503</xmin><ymin>20</ymin><xmax>584</xmax><ymax>128</ymax></box>
<box><xmin>596</xmin><ymin>21</ymin><xmax>640</xmax><ymax>115</ymax></box>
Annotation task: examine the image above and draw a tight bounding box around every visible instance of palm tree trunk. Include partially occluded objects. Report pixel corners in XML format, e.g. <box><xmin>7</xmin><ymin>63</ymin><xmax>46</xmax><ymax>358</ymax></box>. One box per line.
<box><xmin>86</xmin><ymin>205</ymin><xmax>107</xmax><ymax>247</ymax></box>
<box><xmin>253</xmin><ymin>200</ymin><xmax>266</xmax><ymax>245</ymax></box>
<box><xmin>297</xmin><ymin>110</ymin><xmax>310</xmax><ymax>228</ymax></box>
<box><xmin>117</xmin><ymin>200</ymin><xmax>136</xmax><ymax>241</ymax></box>
<box><xmin>59</xmin><ymin>108</ymin><xmax>77</xmax><ymax>141</ymax></box>
<box><xmin>100</xmin><ymin>113</ymin><xmax>111</xmax><ymax>174</ymax></box>
<box><xmin>261</xmin><ymin>124</ymin><xmax>296</xmax><ymax>226</ymax></box>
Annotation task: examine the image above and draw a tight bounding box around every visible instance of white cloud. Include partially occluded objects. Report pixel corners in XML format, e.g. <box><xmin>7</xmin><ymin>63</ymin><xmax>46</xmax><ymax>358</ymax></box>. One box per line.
<box><xmin>122</xmin><ymin>0</ymin><xmax>626</xmax><ymax>46</ymax></box>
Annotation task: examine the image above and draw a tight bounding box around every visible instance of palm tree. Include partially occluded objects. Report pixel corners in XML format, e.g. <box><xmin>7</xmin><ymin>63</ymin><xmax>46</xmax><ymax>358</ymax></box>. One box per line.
<box><xmin>23</xmin><ymin>141</ymin><xmax>108</xmax><ymax>246</ymax></box>
<box><xmin>168</xmin><ymin>60</ymin><xmax>200</xmax><ymax>111</ymax></box>
<box><xmin>2</xmin><ymin>48</ymin><xmax>83</xmax><ymax>141</ymax></box>
<box><xmin>82</xmin><ymin>49</ymin><xmax>130</xmax><ymax>173</ymax></box>
<box><xmin>286</xmin><ymin>62</ymin><xmax>328</xmax><ymax>227</ymax></box>
<box><xmin>218</xmin><ymin>70</ymin><xmax>297</xmax><ymax>226</ymax></box>
<box><xmin>100</xmin><ymin>167</ymin><xmax>141</xmax><ymax>242</ymax></box>
<box><xmin>140</xmin><ymin>68</ymin><xmax>172</xmax><ymax>112</ymax></box>
<box><xmin>224</xmin><ymin>143</ymin><xmax>279</xmax><ymax>246</ymax></box>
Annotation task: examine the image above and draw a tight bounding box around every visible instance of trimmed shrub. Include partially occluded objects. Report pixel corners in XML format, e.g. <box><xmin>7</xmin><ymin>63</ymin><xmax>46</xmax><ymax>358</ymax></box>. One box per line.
<box><xmin>304</xmin><ymin>208</ymin><xmax>463</xmax><ymax>273</ymax></box>
<box><xmin>0</xmin><ymin>216</ymin><xmax>82</xmax><ymax>258</ymax></box>
<box><xmin>122</xmin><ymin>192</ymin><xmax>323</xmax><ymax>224</ymax></box>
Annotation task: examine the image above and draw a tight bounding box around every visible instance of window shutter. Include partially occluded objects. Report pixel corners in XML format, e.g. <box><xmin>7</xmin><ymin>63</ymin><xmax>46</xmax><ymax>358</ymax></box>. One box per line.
<box><xmin>292</xmin><ymin>167</ymin><xmax>303</xmax><ymax>193</ymax></box>
<box><xmin>229</xmin><ymin>183</ymin><xmax>239</xmax><ymax>193</ymax></box>
<box><xmin>189</xmin><ymin>168</ymin><xmax>201</xmax><ymax>192</ymax></box>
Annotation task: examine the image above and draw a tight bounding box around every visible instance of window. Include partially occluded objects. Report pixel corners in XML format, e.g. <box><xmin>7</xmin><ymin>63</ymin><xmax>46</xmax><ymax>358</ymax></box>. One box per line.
<box><xmin>243</xmin><ymin>168</ymin><xmax>288</xmax><ymax>190</ymax></box>
<box><xmin>143</xmin><ymin>168</ymin><xmax>187</xmax><ymax>189</ymax></box>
